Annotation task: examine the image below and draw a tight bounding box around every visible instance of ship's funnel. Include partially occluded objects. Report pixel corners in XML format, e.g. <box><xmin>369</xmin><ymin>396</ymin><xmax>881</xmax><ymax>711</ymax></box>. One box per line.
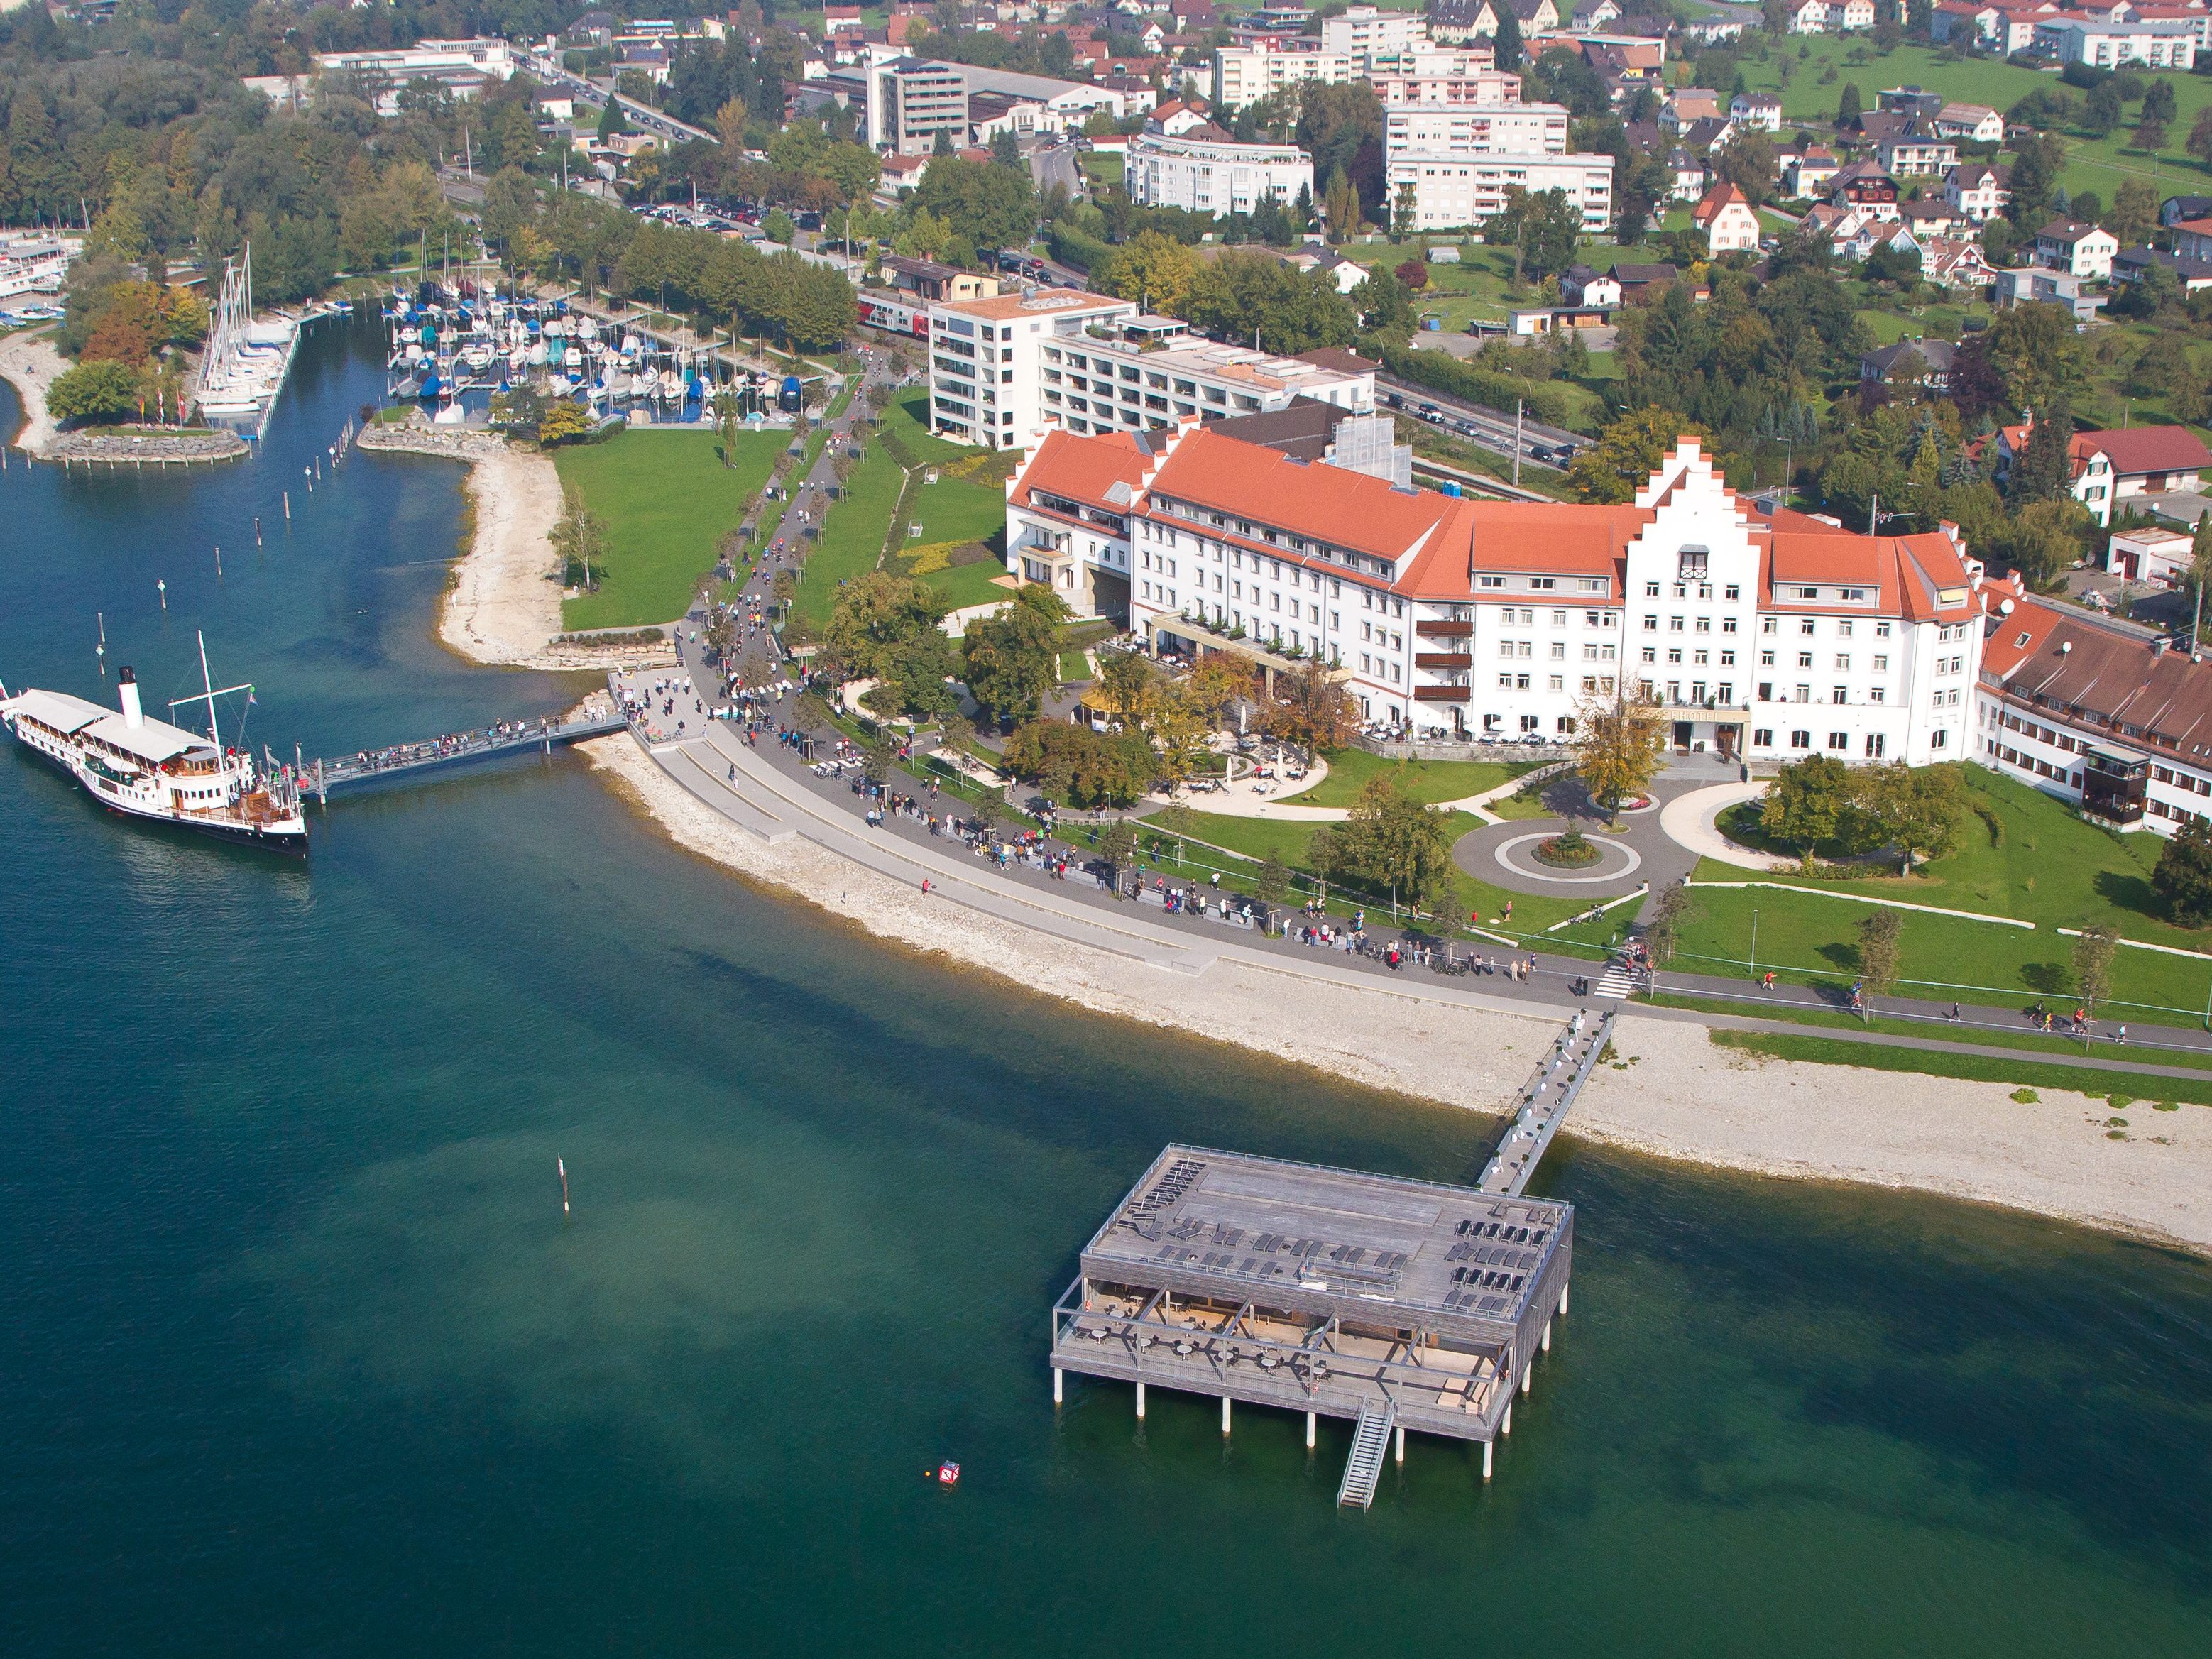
<box><xmin>118</xmin><ymin>667</ymin><xmax>144</xmax><ymax>728</ymax></box>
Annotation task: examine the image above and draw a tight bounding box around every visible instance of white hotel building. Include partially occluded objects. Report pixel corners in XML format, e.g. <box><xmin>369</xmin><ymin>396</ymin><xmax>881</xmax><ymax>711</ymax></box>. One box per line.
<box><xmin>1004</xmin><ymin>427</ymin><xmax>1986</xmax><ymax>762</ymax></box>
<box><xmin>926</xmin><ymin>289</ymin><xmax>1374</xmax><ymax>451</ymax></box>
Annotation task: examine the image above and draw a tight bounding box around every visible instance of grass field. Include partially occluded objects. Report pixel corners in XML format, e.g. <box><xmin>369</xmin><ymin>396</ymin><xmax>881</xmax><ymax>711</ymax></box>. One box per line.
<box><xmin>1734</xmin><ymin>36</ymin><xmax>2212</xmax><ymax>205</ymax></box>
<box><xmin>1672</xmin><ymin>770</ymin><xmax>2212</xmax><ymax>1018</ymax></box>
<box><xmin>557</xmin><ymin>429</ymin><xmax>784</xmax><ymax>629</ymax></box>
<box><xmin>793</xmin><ymin>439</ymin><xmax>905</xmax><ymax>631</ymax></box>
<box><xmin>1157</xmin><ymin>806</ymin><xmax>1607</xmax><ymax>942</ymax></box>
<box><xmin>1280</xmin><ymin>748</ymin><xmax>1538</xmax><ymax>809</ymax></box>
<box><xmin>1653</xmin><ymin>990</ymin><xmax>2212</xmax><ymax>1070</ymax></box>
<box><xmin>902</xmin><ymin>472</ymin><xmax>1005</xmax><ymax>549</ymax></box>
<box><xmin>1711</xmin><ymin>1029</ymin><xmax>2212</xmax><ymax>1108</ymax></box>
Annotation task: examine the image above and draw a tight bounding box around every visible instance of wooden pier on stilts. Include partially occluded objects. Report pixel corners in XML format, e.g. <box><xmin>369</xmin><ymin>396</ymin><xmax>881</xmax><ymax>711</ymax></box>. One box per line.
<box><xmin>1049</xmin><ymin>1145</ymin><xmax>1573</xmax><ymax>1509</ymax></box>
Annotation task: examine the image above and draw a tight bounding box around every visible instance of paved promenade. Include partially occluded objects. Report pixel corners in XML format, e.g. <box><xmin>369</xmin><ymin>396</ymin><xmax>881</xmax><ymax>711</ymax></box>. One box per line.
<box><xmin>610</xmin><ymin>660</ymin><xmax>2212</xmax><ymax>1085</ymax></box>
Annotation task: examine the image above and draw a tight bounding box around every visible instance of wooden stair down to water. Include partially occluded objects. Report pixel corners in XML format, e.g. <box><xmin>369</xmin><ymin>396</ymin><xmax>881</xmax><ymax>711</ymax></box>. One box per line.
<box><xmin>1337</xmin><ymin>1399</ymin><xmax>1396</xmax><ymax>1510</ymax></box>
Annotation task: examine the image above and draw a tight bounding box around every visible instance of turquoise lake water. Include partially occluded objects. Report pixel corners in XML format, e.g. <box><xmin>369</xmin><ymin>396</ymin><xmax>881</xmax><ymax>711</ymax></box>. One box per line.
<box><xmin>2</xmin><ymin>325</ymin><xmax>2208</xmax><ymax>1655</ymax></box>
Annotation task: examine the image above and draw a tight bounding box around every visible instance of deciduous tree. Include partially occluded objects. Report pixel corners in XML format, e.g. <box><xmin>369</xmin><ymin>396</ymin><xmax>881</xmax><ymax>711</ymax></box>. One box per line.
<box><xmin>2152</xmin><ymin>816</ymin><xmax>2212</xmax><ymax>926</ymax></box>
<box><xmin>1572</xmin><ymin>686</ymin><xmax>1667</xmax><ymax>818</ymax></box>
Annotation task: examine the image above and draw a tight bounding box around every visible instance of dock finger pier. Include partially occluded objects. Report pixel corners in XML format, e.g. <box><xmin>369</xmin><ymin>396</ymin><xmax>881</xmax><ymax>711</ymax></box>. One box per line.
<box><xmin>1051</xmin><ymin>1145</ymin><xmax>1572</xmax><ymax>1508</ymax></box>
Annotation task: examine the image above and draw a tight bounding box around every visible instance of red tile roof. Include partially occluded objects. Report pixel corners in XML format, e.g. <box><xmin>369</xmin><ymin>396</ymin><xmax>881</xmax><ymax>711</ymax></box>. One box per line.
<box><xmin>1144</xmin><ymin>428</ymin><xmax>1467</xmax><ymax>566</ymax></box>
<box><xmin>2079</xmin><ymin>425</ymin><xmax>2212</xmax><ymax>478</ymax></box>
<box><xmin>1014</xmin><ymin>429</ymin><xmax>1152</xmax><ymax>513</ymax></box>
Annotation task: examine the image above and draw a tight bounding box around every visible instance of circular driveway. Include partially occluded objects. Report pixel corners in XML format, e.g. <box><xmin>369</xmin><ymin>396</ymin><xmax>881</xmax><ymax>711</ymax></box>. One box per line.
<box><xmin>1492</xmin><ymin>831</ymin><xmax>1643</xmax><ymax>885</ymax></box>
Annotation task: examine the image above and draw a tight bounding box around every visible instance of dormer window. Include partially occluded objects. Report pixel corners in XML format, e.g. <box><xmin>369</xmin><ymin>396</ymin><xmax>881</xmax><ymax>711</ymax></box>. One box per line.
<box><xmin>1679</xmin><ymin>547</ymin><xmax>1709</xmax><ymax>578</ymax></box>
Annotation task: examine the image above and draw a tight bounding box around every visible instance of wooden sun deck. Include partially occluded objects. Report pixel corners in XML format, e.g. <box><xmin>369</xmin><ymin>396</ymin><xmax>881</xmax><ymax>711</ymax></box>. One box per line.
<box><xmin>1050</xmin><ymin>1146</ymin><xmax>1572</xmax><ymax>1461</ymax></box>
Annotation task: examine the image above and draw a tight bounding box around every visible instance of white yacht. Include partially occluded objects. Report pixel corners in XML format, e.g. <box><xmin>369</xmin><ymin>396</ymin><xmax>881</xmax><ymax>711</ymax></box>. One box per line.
<box><xmin>1</xmin><ymin>640</ymin><xmax>307</xmax><ymax>852</ymax></box>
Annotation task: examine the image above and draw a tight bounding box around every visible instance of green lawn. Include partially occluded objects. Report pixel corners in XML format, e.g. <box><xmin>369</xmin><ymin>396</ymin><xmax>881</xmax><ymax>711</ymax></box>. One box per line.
<box><xmin>879</xmin><ymin>389</ymin><xmax>965</xmax><ymax>466</ymax></box>
<box><xmin>1712</xmin><ymin>1030</ymin><xmax>2212</xmax><ymax>1109</ymax></box>
<box><xmin>902</xmin><ymin>472</ymin><xmax>1005</xmax><ymax>549</ymax></box>
<box><xmin>1058</xmin><ymin>649</ymin><xmax>1092</xmax><ymax>683</ymax></box>
<box><xmin>919</xmin><ymin>555</ymin><xmax>1012</xmax><ymax>611</ymax></box>
<box><xmin>793</xmin><ymin>438</ymin><xmax>906</xmax><ymax>632</ymax></box>
<box><xmin>1082</xmin><ymin>153</ymin><xmax>1124</xmax><ymax>188</ymax></box>
<box><xmin>1734</xmin><ymin>36</ymin><xmax>2212</xmax><ymax>205</ymax></box>
<box><xmin>1672</xmin><ymin>771</ymin><xmax>2212</xmax><ymax>1019</ymax></box>
<box><xmin>1654</xmin><ymin>990</ymin><xmax>2212</xmax><ymax>1071</ymax></box>
<box><xmin>556</xmin><ymin>429</ymin><xmax>784</xmax><ymax>629</ymax></box>
<box><xmin>1280</xmin><ymin>747</ymin><xmax>1538</xmax><ymax>809</ymax></box>
<box><xmin>1156</xmin><ymin>806</ymin><xmax>1602</xmax><ymax>941</ymax></box>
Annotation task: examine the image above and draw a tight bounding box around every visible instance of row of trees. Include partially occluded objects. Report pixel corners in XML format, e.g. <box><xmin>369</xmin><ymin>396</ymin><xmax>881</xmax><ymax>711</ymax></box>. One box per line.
<box><xmin>1759</xmin><ymin>753</ymin><xmax>1967</xmax><ymax>871</ymax></box>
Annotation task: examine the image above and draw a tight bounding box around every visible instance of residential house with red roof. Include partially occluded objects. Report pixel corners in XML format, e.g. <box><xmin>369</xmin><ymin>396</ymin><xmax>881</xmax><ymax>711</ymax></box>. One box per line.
<box><xmin>1692</xmin><ymin>181</ymin><xmax>1761</xmax><ymax>254</ymax></box>
<box><xmin>1995</xmin><ymin>420</ymin><xmax>2212</xmax><ymax>525</ymax></box>
<box><xmin>1004</xmin><ymin>428</ymin><xmax>1988</xmax><ymax>757</ymax></box>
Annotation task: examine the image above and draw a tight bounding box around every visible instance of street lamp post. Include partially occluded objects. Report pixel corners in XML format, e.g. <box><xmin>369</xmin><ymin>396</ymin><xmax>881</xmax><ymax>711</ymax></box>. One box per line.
<box><xmin>1750</xmin><ymin>907</ymin><xmax>1758</xmax><ymax>985</ymax></box>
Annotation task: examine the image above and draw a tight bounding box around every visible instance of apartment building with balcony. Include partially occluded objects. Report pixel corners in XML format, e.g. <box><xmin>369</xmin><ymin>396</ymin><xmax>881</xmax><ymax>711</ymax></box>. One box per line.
<box><xmin>929</xmin><ymin>288</ymin><xmax>1376</xmax><ymax>450</ymax></box>
<box><xmin>1001</xmin><ymin>426</ymin><xmax>1988</xmax><ymax>756</ymax></box>
<box><xmin>1385</xmin><ymin>150</ymin><xmax>1615</xmax><ymax>233</ymax></box>
<box><xmin>1382</xmin><ymin>102</ymin><xmax>1570</xmax><ymax>157</ymax></box>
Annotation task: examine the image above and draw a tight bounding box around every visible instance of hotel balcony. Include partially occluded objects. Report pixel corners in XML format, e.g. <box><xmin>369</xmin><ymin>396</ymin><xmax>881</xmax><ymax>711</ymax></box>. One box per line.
<box><xmin>1415</xmin><ymin>651</ymin><xmax>1474</xmax><ymax>670</ymax></box>
<box><xmin>1413</xmin><ymin>684</ymin><xmax>1468</xmax><ymax>703</ymax></box>
<box><xmin>1414</xmin><ymin>618</ymin><xmax>1474</xmax><ymax>638</ymax></box>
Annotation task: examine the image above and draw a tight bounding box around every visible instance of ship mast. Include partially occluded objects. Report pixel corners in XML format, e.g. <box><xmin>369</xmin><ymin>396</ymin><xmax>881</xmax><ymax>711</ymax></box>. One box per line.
<box><xmin>167</xmin><ymin>630</ymin><xmax>255</xmax><ymax>753</ymax></box>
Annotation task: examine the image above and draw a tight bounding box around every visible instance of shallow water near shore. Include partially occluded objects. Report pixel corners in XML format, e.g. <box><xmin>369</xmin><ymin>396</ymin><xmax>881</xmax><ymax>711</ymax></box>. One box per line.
<box><xmin>3</xmin><ymin>326</ymin><xmax>2209</xmax><ymax>1655</ymax></box>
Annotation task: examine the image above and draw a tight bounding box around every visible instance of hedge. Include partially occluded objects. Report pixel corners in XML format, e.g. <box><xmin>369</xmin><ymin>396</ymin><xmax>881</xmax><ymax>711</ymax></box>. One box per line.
<box><xmin>1374</xmin><ymin>339</ymin><xmax>1576</xmax><ymax>429</ymax></box>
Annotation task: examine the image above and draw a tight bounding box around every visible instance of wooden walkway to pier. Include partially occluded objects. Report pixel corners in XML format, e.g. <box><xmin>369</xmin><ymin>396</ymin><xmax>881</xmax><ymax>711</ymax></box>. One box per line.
<box><xmin>307</xmin><ymin>711</ymin><xmax>623</xmax><ymax>802</ymax></box>
<box><xmin>1478</xmin><ymin>1007</ymin><xmax>1615</xmax><ymax>1196</ymax></box>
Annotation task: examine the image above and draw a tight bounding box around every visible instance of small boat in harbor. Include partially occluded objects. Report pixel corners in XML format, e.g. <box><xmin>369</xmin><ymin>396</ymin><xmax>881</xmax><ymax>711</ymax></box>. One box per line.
<box><xmin>0</xmin><ymin>637</ymin><xmax>307</xmax><ymax>853</ymax></box>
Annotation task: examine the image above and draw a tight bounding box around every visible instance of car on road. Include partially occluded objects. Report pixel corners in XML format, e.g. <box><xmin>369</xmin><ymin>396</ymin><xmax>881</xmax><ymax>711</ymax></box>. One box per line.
<box><xmin>1418</xmin><ymin>403</ymin><xmax>1444</xmax><ymax>425</ymax></box>
<box><xmin>1531</xmin><ymin>444</ymin><xmax>1556</xmax><ymax>464</ymax></box>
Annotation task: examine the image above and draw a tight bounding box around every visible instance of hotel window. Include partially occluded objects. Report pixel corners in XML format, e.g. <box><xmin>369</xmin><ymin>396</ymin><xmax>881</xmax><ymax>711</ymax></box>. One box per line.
<box><xmin>1872</xmin><ymin>654</ymin><xmax>1888</xmax><ymax>672</ymax></box>
<box><xmin>1725</xmin><ymin>584</ymin><xmax>1740</xmax><ymax>601</ymax></box>
<box><xmin>1791</xmin><ymin>730</ymin><xmax>1812</xmax><ymax>749</ymax></box>
<box><xmin>1835</xmin><ymin>654</ymin><xmax>1851</xmax><ymax>670</ymax></box>
<box><xmin>1762</xmin><ymin>618</ymin><xmax>1778</xmax><ymax>635</ymax></box>
<box><xmin>1754</xmin><ymin>728</ymin><xmax>1774</xmax><ymax>747</ymax></box>
<box><xmin>1643</xmin><ymin>614</ymin><xmax>1658</xmax><ymax>630</ymax></box>
<box><xmin>1646</xmin><ymin>581</ymin><xmax>1660</xmax><ymax>597</ymax></box>
<box><xmin>1797</xmin><ymin>652</ymin><xmax>1813</xmax><ymax>668</ymax></box>
<box><xmin>1549</xmin><ymin>675</ymin><xmax>1564</xmax><ymax>691</ymax></box>
<box><xmin>1828</xmin><ymin>731</ymin><xmax>1849</xmax><ymax>750</ymax></box>
<box><xmin>1800</xmin><ymin>619</ymin><xmax>1817</xmax><ymax>635</ymax></box>
<box><xmin>1670</xmin><ymin>616</ymin><xmax>1685</xmax><ymax>631</ymax></box>
<box><xmin>1837</xmin><ymin>621</ymin><xmax>1854</xmax><ymax>638</ymax></box>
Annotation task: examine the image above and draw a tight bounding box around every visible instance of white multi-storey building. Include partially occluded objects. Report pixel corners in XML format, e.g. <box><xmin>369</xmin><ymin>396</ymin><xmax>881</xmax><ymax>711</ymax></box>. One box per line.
<box><xmin>927</xmin><ymin>290</ymin><xmax>1375</xmax><ymax>450</ymax></box>
<box><xmin>1126</xmin><ymin>122</ymin><xmax>1315</xmax><ymax>216</ymax></box>
<box><xmin>1316</xmin><ymin>4</ymin><xmax>1431</xmax><ymax>55</ymax></box>
<box><xmin>2033</xmin><ymin>18</ymin><xmax>2198</xmax><ymax>69</ymax></box>
<box><xmin>1004</xmin><ymin>427</ymin><xmax>1986</xmax><ymax>761</ymax></box>
<box><xmin>927</xmin><ymin>289</ymin><xmax>1137</xmax><ymax>450</ymax></box>
<box><xmin>1367</xmin><ymin>55</ymin><xmax>1523</xmax><ymax>106</ymax></box>
<box><xmin>1212</xmin><ymin>45</ymin><xmax>1358</xmax><ymax>110</ymax></box>
<box><xmin>1383</xmin><ymin>102</ymin><xmax>1569</xmax><ymax>157</ymax></box>
<box><xmin>1386</xmin><ymin>150</ymin><xmax>1614</xmax><ymax>233</ymax></box>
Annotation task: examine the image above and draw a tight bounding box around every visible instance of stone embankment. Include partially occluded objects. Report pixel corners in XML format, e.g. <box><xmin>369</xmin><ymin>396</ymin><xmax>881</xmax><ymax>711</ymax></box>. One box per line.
<box><xmin>46</xmin><ymin>429</ymin><xmax>249</xmax><ymax>466</ymax></box>
<box><xmin>355</xmin><ymin>420</ymin><xmax>511</xmax><ymax>461</ymax></box>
